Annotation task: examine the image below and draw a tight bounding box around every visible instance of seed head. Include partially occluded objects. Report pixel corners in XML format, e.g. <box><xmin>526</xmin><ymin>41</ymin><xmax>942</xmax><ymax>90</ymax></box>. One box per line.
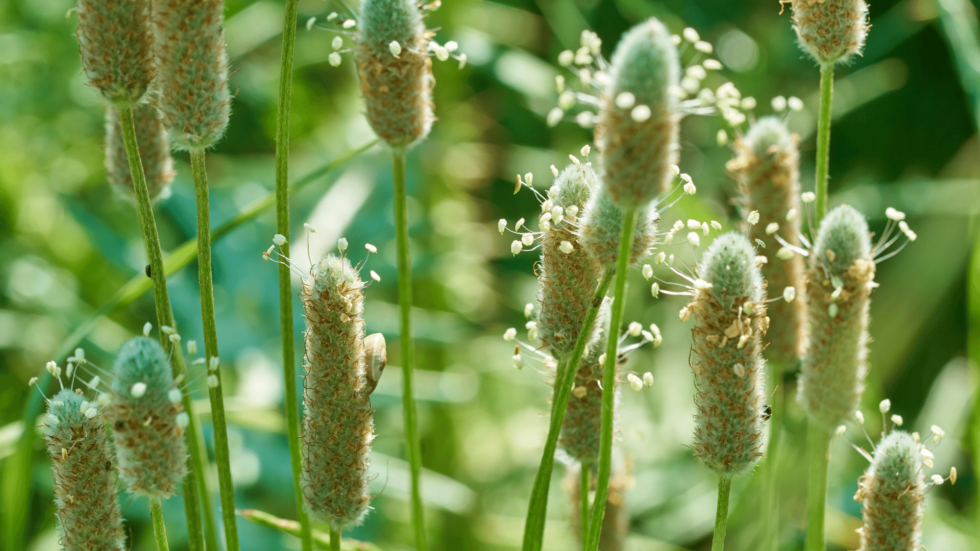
<box><xmin>44</xmin><ymin>389</ymin><xmax>126</xmax><ymax>551</ymax></box>
<box><xmin>579</xmin><ymin>181</ymin><xmax>660</xmax><ymax>268</ymax></box>
<box><xmin>355</xmin><ymin>0</ymin><xmax>434</xmax><ymax>147</ymax></box>
<box><xmin>687</xmin><ymin>233</ymin><xmax>768</xmax><ymax>477</ymax></box>
<box><xmin>74</xmin><ymin>0</ymin><xmax>155</xmax><ymax>104</ymax></box>
<box><xmin>108</xmin><ymin>337</ymin><xmax>187</xmax><ymax>499</ymax></box>
<box><xmin>791</xmin><ymin>0</ymin><xmax>870</xmax><ymax>66</ymax></box>
<box><xmin>855</xmin><ymin>431</ymin><xmax>924</xmax><ymax>551</ymax></box>
<box><xmin>798</xmin><ymin>205</ymin><xmax>874</xmax><ymax>429</ymax></box>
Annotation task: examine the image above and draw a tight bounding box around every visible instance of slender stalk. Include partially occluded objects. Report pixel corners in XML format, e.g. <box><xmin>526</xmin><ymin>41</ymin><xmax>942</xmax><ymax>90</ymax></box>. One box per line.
<box><xmin>190</xmin><ymin>149</ymin><xmax>240</xmax><ymax>551</ymax></box>
<box><xmin>240</xmin><ymin>509</ymin><xmax>382</xmax><ymax>551</ymax></box>
<box><xmin>804</xmin><ymin>423</ymin><xmax>832</xmax><ymax>551</ymax></box>
<box><xmin>579</xmin><ymin>462</ymin><xmax>590</xmax><ymax>547</ymax></box>
<box><xmin>149</xmin><ymin>497</ymin><xmax>170</xmax><ymax>551</ymax></box>
<box><xmin>117</xmin><ymin>104</ymin><xmax>213</xmax><ymax>551</ymax></box>
<box><xmin>712</xmin><ymin>477</ymin><xmax>732</xmax><ymax>551</ymax></box>
<box><xmin>814</xmin><ymin>64</ymin><xmax>834</xmax><ymax>225</ymax></box>
<box><xmin>272</xmin><ymin>2</ymin><xmax>313</xmax><ymax>550</ymax></box>
<box><xmin>330</xmin><ymin>529</ymin><xmax>341</xmax><ymax>551</ymax></box>
<box><xmin>584</xmin><ymin>208</ymin><xmax>637</xmax><ymax>551</ymax></box>
<box><xmin>391</xmin><ymin>146</ymin><xmax>427</xmax><ymax>550</ymax></box>
<box><xmin>521</xmin><ymin>266</ymin><xmax>616</xmax><ymax>551</ymax></box>
<box><xmin>762</xmin><ymin>362</ymin><xmax>785</xmax><ymax>551</ymax></box>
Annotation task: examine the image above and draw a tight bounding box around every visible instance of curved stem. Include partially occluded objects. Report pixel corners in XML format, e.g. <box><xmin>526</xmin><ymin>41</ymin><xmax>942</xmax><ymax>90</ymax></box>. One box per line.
<box><xmin>584</xmin><ymin>208</ymin><xmax>637</xmax><ymax>551</ymax></box>
<box><xmin>149</xmin><ymin>497</ymin><xmax>170</xmax><ymax>551</ymax></box>
<box><xmin>191</xmin><ymin>149</ymin><xmax>239</xmax><ymax>551</ymax></box>
<box><xmin>391</xmin><ymin>146</ymin><xmax>427</xmax><ymax>550</ymax></box>
<box><xmin>117</xmin><ymin>104</ymin><xmax>214</xmax><ymax>551</ymax></box>
<box><xmin>763</xmin><ymin>361</ymin><xmax>785</xmax><ymax>551</ymax></box>
<box><xmin>712</xmin><ymin>477</ymin><xmax>732</xmax><ymax>551</ymax></box>
<box><xmin>814</xmin><ymin>63</ymin><xmax>834</xmax><ymax>226</ymax></box>
<box><xmin>579</xmin><ymin>462</ymin><xmax>590</xmax><ymax>547</ymax></box>
<box><xmin>805</xmin><ymin>422</ymin><xmax>832</xmax><ymax>551</ymax></box>
<box><xmin>273</xmin><ymin>2</ymin><xmax>313</xmax><ymax>550</ymax></box>
<box><xmin>521</xmin><ymin>266</ymin><xmax>615</xmax><ymax>551</ymax></box>
<box><xmin>330</xmin><ymin>528</ymin><xmax>341</xmax><ymax>551</ymax></box>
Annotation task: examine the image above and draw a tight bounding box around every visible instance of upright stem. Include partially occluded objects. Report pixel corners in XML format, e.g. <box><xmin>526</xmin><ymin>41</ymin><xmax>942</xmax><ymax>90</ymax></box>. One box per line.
<box><xmin>805</xmin><ymin>423</ymin><xmax>832</xmax><ymax>551</ymax></box>
<box><xmin>391</xmin><ymin>146</ymin><xmax>427</xmax><ymax>550</ymax></box>
<box><xmin>579</xmin><ymin>463</ymin><xmax>590</xmax><ymax>547</ymax></box>
<box><xmin>330</xmin><ymin>529</ymin><xmax>341</xmax><ymax>551</ymax></box>
<box><xmin>117</xmin><ymin>104</ymin><xmax>214</xmax><ymax>551</ymax></box>
<box><xmin>273</xmin><ymin>2</ymin><xmax>313</xmax><ymax>550</ymax></box>
<box><xmin>149</xmin><ymin>497</ymin><xmax>170</xmax><ymax>551</ymax></box>
<box><xmin>521</xmin><ymin>266</ymin><xmax>615</xmax><ymax>551</ymax></box>
<box><xmin>762</xmin><ymin>362</ymin><xmax>785</xmax><ymax>551</ymax></box>
<box><xmin>712</xmin><ymin>477</ymin><xmax>732</xmax><ymax>551</ymax></box>
<box><xmin>584</xmin><ymin>208</ymin><xmax>637</xmax><ymax>551</ymax></box>
<box><xmin>814</xmin><ymin>63</ymin><xmax>834</xmax><ymax>225</ymax></box>
<box><xmin>190</xmin><ymin>149</ymin><xmax>240</xmax><ymax>551</ymax></box>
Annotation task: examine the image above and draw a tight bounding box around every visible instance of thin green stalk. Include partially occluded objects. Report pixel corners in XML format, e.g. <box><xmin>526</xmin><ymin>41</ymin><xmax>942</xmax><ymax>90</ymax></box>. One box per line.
<box><xmin>273</xmin><ymin>2</ymin><xmax>312</xmax><ymax>550</ymax></box>
<box><xmin>584</xmin><ymin>208</ymin><xmax>637</xmax><ymax>551</ymax></box>
<box><xmin>521</xmin><ymin>266</ymin><xmax>615</xmax><ymax>551</ymax></box>
<box><xmin>804</xmin><ymin>423</ymin><xmax>831</xmax><ymax>551</ymax></box>
<box><xmin>814</xmin><ymin>64</ymin><xmax>834</xmax><ymax>225</ymax></box>
<box><xmin>391</xmin><ymin>146</ymin><xmax>427</xmax><ymax>550</ymax></box>
<box><xmin>239</xmin><ymin>509</ymin><xmax>382</xmax><ymax>551</ymax></box>
<box><xmin>330</xmin><ymin>529</ymin><xmax>341</xmax><ymax>551</ymax></box>
<box><xmin>580</xmin><ymin>462</ymin><xmax>590</xmax><ymax>547</ymax></box>
<box><xmin>712</xmin><ymin>477</ymin><xmax>732</xmax><ymax>551</ymax></box>
<box><xmin>190</xmin><ymin>149</ymin><xmax>240</xmax><ymax>551</ymax></box>
<box><xmin>150</xmin><ymin>497</ymin><xmax>170</xmax><ymax>551</ymax></box>
<box><xmin>118</xmin><ymin>104</ymin><xmax>213</xmax><ymax>551</ymax></box>
<box><xmin>762</xmin><ymin>362</ymin><xmax>785</xmax><ymax>551</ymax></box>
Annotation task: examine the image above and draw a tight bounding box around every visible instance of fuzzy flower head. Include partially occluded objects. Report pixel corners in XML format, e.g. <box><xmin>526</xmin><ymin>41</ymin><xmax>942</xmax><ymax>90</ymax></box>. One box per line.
<box><xmin>855</xmin><ymin>431</ymin><xmax>923</xmax><ymax>551</ymax></box>
<box><xmin>74</xmin><ymin>0</ymin><xmax>155</xmax><ymax>104</ymax></box>
<box><xmin>578</xmin><ymin>180</ymin><xmax>661</xmax><ymax>268</ymax></box>
<box><xmin>791</xmin><ymin>0</ymin><xmax>870</xmax><ymax>66</ymax></box>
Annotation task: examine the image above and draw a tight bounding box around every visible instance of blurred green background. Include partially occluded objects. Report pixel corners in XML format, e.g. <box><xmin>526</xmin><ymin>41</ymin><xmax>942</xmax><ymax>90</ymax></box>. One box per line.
<box><xmin>1</xmin><ymin>0</ymin><xmax>979</xmax><ymax>549</ymax></box>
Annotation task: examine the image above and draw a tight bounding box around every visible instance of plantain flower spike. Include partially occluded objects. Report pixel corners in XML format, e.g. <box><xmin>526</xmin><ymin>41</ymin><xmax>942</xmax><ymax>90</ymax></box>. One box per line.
<box><xmin>855</xmin><ymin>431</ymin><xmax>924</xmax><ymax>551</ymax></box>
<box><xmin>791</xmin><ymin>0</ymin><xmax>870</xmax><ymax>66</ymax></box>
<box><xmin>74</xmin><ymin>0</ymin><xmax>155</xmax><ymax>104</ymax></box>
<box><xmin>579</xmin><ymin>181</ymin><xmax>660</xmax><ymax>268</ymax></box>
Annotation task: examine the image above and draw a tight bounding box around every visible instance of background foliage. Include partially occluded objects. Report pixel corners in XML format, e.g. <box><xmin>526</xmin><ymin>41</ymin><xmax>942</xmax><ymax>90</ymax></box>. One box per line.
<box><xmin>1</xmin><ymin>0</ymin><xmax>978</xmax><ymax>549</ymax></box>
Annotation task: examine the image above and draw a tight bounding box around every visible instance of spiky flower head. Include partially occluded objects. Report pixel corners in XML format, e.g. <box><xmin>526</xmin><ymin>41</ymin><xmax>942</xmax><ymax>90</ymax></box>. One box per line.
<box><xmin>154</xmin><ymin>0</ymin><xmax>231</xmax><ymax>150</ymax></box>
<box><xmin>536</xmin><ymin>164</ymin><xmax>602</xmax><ymax>358</ymax></box>
<box><xmin>687</xmin><ymin>232</ymin><xmax>768</xmax><ymax>477</ymax></box>
<box><xmin>44</xmin><ymin>389</ymin><xmax>126</xmax><ymax>551</ymax></box>
<box><xmin>300</xmin><ymin>254</ymin><xmax>374</xmax><ymax>530</ymax></box>
<box><xmin>597</xmin><ymin>18</ymin><xmax>680</xmax><ymax>206</ymax></box>
<box><xmin>791</xmin><ymin>0</ymin><xmax>870</xmax><ymax>66</ymax></box>
<box><xmin>579</xmin><ymin>182</ymin><xmax>660</xmax><ymax>268</ymax></box>
<box><xmin>798</xmin><ymin>205</ymin><xmax>874</xmax><ymax>430</ymax></box>
<box><xmin>74</xmin><ymin>0</ymin><xmax>155</xmax><ymax>104</ymax></box>
<box><xmin>355</xmin><ymin>0</ymin><xmax>434</xmax><ymax>147</ymax></box>
<box><xmin>728</xmin><ymin>117</ymin><xmax>806</xmax><ymax>365</ymax></box>
<box><xmin>108</xmin><ymin>337</ymin><xmax>187</xmax><ymax>499</ymax></box>
<box><xmin>105</xmin><ymin>103</ymin><xmax>174</xmax><ymax>201</ymax></box>
<box><xmin>855</xmin><ymin>431</ymin><xmax>924</xmax><ymax>551</ymax></box>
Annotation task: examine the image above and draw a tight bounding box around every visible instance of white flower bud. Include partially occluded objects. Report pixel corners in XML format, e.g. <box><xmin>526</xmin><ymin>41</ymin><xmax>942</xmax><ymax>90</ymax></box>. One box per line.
<box><xmin>503</xmin><ymin>328</ymin><xmax>517</xmax><ymax>341</ymax></box>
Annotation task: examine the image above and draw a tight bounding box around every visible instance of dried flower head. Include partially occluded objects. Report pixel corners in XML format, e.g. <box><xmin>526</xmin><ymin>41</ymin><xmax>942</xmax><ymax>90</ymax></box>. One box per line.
<box><xmin>74</xmin><ymin>0</ymin><xmax>155</xmax><ymax>104</ymax></box>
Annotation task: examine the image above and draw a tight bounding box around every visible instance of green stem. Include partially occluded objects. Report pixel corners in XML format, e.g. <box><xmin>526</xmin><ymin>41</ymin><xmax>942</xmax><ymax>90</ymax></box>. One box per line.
<box><xmin>240</xmin><ymin>509</ymin><xmax>382</xmax><ymax>551</ymax></box>
<box><xmin>191</xmin><ymin>149</ymin><xmax>240</xmax><ymax>551</ymax></box>
<box><xmin>521</xmin><ymin>266</ymin><xmax>615</xmax><ymax>551</ymax></box>
<box><xmin>804</xmin><ymin>422</ymin><xmax>832</xmax><ymax>551</ymax></box>
<box><xmin>814</xmin><ymin>63</ymin><xmax>834</xmax><ymax>225</ymax></box>
<box><xmin>712</xmin><ymin>477</ymin><xmax>732</xmax><ymax>551</ymax></box>
<box><xmin>391</xmin><ymin>146</ymin><xmax>427</xmax><ymax>550</ymax></box>
<box><xmin>762</xmin><ymin>362</ymin><xmax>785</xmax><ymax>551</ymax></box>
<box><xmin>580</xmin><ymin>462</ymin><xmax>590</xmax><ymax>547</ymax></box>
<box><xmin>330</xmin><ymin>529</ymin><xmax>341</xmax><ymax>551</ymax></box>
<box><xmin>584</xmin><ymin>208</ymin><xmax>637</xmax><ymax>551</ymax></box>
<box><xmin>150</xmin><ymin>497</ymin><xmax>170</xmax><ymax>551</ymax></box>
<box><xmin>117</xmin><ymin>104</ymin><xmax>214</xmax><ymax>551</ymax></box>
<box><xmin>273</xmin><ymin>2</ymin><xmax>313</xmax><ymax>550</ymax></box>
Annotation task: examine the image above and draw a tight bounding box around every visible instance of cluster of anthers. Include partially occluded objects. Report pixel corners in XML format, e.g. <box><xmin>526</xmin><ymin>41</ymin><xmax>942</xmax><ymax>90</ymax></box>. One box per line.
<box><xmin>498</xmin><ymin>148</ymin><xmax>699</xmax><ymax>257</ymax></box>
<box><xmin>716</xmin><ymin>94</ymin><xmax>808</xmax><ymax>147</ymax></box>
<box><xmin>263</xmin><ymin>227</ymin><xmax>383</xmax><ymax>288</ymax></box>
<box><xmin>546</xmin><ymin>28</ymin><xmax>749</xmax><ymax>129</ymax></box>
<box><xmin>502</xmin><ymin>315</ymin><xmax>657</xmax><ymax>393</ymax></box>
<box><xmin>309</xmin><ymin>3</ymin><xmax>466</xmax><ymax>69</ymax></box>
<box><xmin>840</xmin><ymin>399</ymin><xmax>956</xmax><ymax>488</ymax></box>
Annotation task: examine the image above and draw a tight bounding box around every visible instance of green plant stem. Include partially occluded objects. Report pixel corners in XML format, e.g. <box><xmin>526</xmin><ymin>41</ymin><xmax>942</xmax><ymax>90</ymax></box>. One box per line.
<box><xmin>814</xmin><ymin>63</ymin><xmax>834</xmax><ymax>225</ymax></box>
<box><xmin>584</xmin><ymin>208</ymin><xmax>637</xmax><ymax>551</ymax></box>
<box><xmin>805</xmin><ymin>422</ymin><xmax>832</xmax><ymax>551</ymax></box>
<box><xmin>580</xmin><ymin>462</ymin><xmax>590</xmax><ymax>546</ymax></box>
<box><xmin>762</xmin><ymin>362</ymin><xmax>785</xmax><ymax>551</ymax></box>
<box><xmin>330</xmin><ymin>529</ymin><xmax>341</xmax><ymax>551</ymax></box>
<box><xmin>150</xmin><ymin>497</ymin><xmax>170</xmax><ymax>551</ymax></box>
<box><xmin>272</xmin><ymin>2</ymin><xmax>312</xmax><ymax>551</ymax></box>
<box><xmin>118</xmin><ymin>105</ymin><xmax>214</xmax><ymax>551</ymax></box>
<box><xmin>239</xmin><ymin>509</ymin><xmax>382</xmax><ymax>551</ymax></box>
<box><xmin>712</xmin><ymin>477</ymin><xmax>732</xmax><ymax>551</ymax></box>
<box><xmin>191</xmin><ymin>149</ymin><xmax>239</xmax><ymax>551</ymax></box>
<box><xmin>521</xmin><ymin>266</ymin><xmax>615</xmax><ymax>551</ymax></box>
<box><xmin>391</xmin><ymin>146</ymin><xmax>427</xmax><ymax>550</ymax></box>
